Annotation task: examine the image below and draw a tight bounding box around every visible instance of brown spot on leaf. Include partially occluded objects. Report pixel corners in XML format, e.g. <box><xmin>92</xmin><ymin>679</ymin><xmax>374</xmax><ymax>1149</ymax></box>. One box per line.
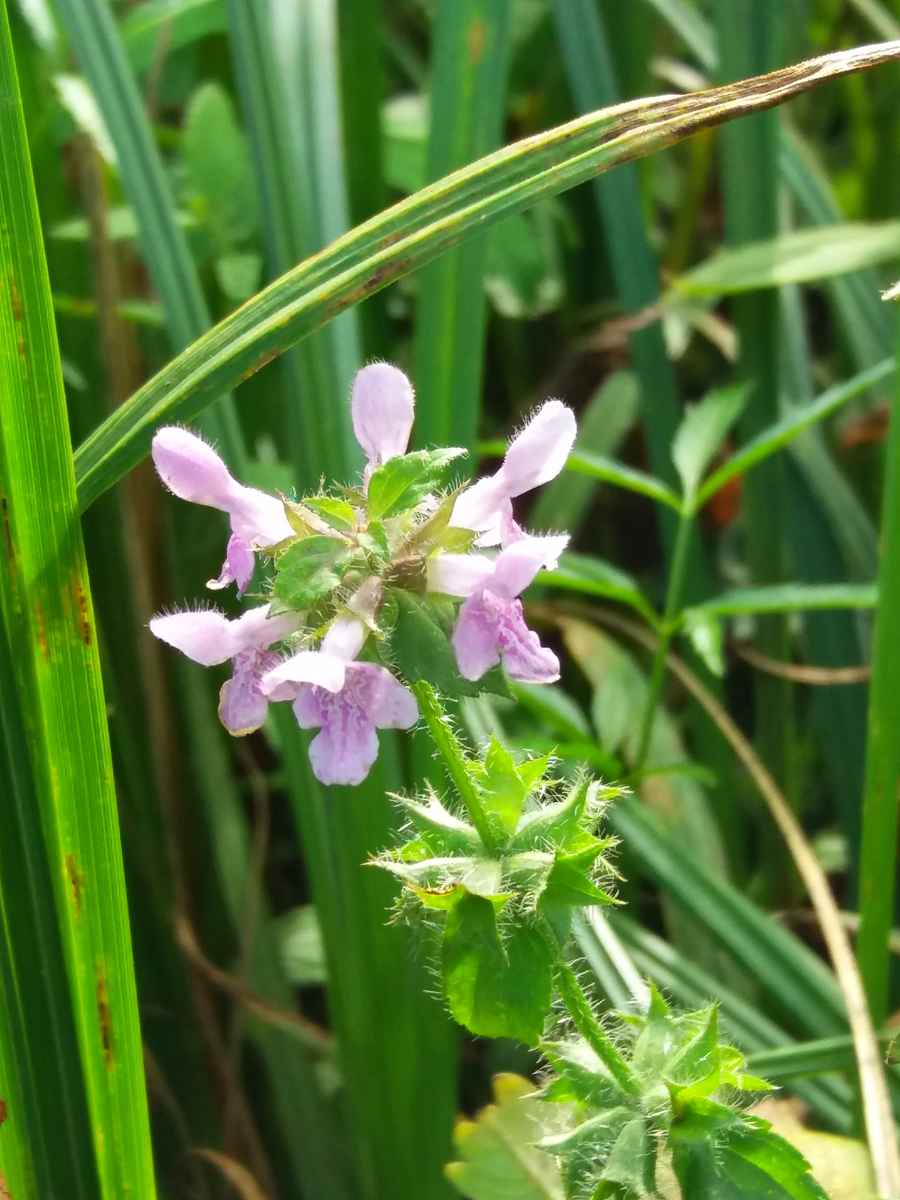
<box><xmin>468</xmin><ymin>17</ymin><xmax>486</xmax><ymax>65</ymax></box>
<box><xmin>65</xmin><ymin>853</ymin><xmax>84</xmax><ymax>915</ymax></box>
<box><xmin>34</xmin><ymin>601</ymin><xmax>48</xmax><ymax>661</ymax></box>
<box><xmin>0</xmin><ymin>1169</ymin><xmax>9</xmax><ymax>1199</ymax></box>
<box><xmin>9</xmin><ymin>276</ymin><xmax>22</xmax><ymax>323</ymax></box>
<box><xmin>240</xmin><ymin>347</ymin><xmax>279</xmax><ymax>383</ymax></box>
<box><xmin>0</xmin><ymin>1098</ymin><xmax>7</xmax><ymax>1125</ymax></box>
<box><xmin>96</xmin><ymin>965</ymin><xmax>114</xmax><ymax>1068</ymax></box>
<box><xmin>71</xmin><ymin>576</ymin><xmax>92</xmax><ymax>646</ymax></box>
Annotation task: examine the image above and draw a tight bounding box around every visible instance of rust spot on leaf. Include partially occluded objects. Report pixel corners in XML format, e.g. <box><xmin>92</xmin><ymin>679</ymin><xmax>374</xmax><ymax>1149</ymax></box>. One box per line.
<box><xmin>34</xmin><ymin>601</ymin><xmax>49</xmax><ymax>661</ymax></box>
<box><xmin>72</xmin><ymin>576</ymin><xmax>92</xmax><ymax>646</ymax></box>
<box><xmin>0</xmin><ymin>1169</ymin><xmax>9</xmax><ymax>1200</ymax></box>
<box><xmin>8</xmin><ymin>276</ymin><xmax>22</xmax><ymax>324</ymax></box>
<box><xmin>0</xmin><ymin>1098</ymin><xmax>7</xmax><ymax>1125</ymax></box>
<box><xmin>468</xmin><ymin>17</ymin><xmax>486</xmax><ymax>65</ymax></box>
<box><xmin>16</xmin><ymin>333</ymin><xmax>25</xmax><ymax>360</ymax></box>
<box><xmin>240</xmin><ymin>347</ymin><xmax>279</xmax><ymax>383</ymax></box>
<box><xmin>65</xmin><ymin>853</ymin><xmax>84</xmax><ymax>915</ymax></box>
<box><xmin>96</xmin><ymin>965</ymin><xmax>114</xmax><ymax>1068</ymax></box>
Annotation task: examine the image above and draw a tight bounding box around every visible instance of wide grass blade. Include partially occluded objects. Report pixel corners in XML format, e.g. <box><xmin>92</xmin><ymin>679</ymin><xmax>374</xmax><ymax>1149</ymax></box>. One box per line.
<box><xmin>413</xmin><ymin>0</ymin><xmax>512</xmax><ymax>450</ymax></box>
<box><xmin>0</xmin><ymin>1</ymin><xmax>155</xmax><ymax>1192</ymax></box>
<box><xmin>71</xmin><ymin>39</ymin><xmax>900</xmax><ymax>509</ymax></box>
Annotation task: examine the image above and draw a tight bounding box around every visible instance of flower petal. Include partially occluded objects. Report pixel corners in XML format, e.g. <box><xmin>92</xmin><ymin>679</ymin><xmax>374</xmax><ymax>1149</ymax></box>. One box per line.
<box><xmin>498</xmin><ymin>400</ymin><xmax>576</xmax><ymax>497</ymax></box>
<box><xmin>321</xmin><ymin>615</ymin><xmax>367</xmax><ymax>660</ymax></box>
<box><xmin>450</xmin><ymin>473</ymin><xmax>509</xmax><ymax>535</ymax></box>
<box><xmin>218</xmin><ymin>663</ymin><xmax>269</xmax><ymax>735</ymax></box>
<box><xmin>150</xmin><ymin>609</ymin><xmax>236</xmax><ymax>666</ymax></box>
<box><xmin>230</xmin><ymin>605</ymin><xmax>301</xmax><ymax>652</ymax></box>
<box><xmin>452</xmin><ymin>593</ymin><xmax>502</xmax><ymax>681</ymax></box>
<box><xmin>370</xmin><ymin>668</ymin><xmax>418</xmax><ymax>729</ymax></box>
<box><xmin>260</xmin><ymin>651</ymin><xmax>347</xmax><ymax>701</ymax></box>
<box><xmin>488</xmin><ymin>533</ymin><xmax>569</xmax><ymax>600</ymax></box>
<box><xmin>152</xmin><ymin>427</ymin><xmax>235</xmax><ymax>508</ymax></box>
<box><xmin>307</xmin><ymin>721</ymin><xmax>379</xmax><ymax>787</ymax></box>
<box><xmin>426</xmin><ymin>552</ymin><xmax>495</xmax><ymax>598</ymax></box>
<box><xmin>351</xmin><ymin>363</ymin><xmax>415</xmax><ymax>465</ymax></box>
<box><xmin>207</xmin><ymin>533</ymin><xmax>255</xmax><ymax>594</ymax></box>
<box><xmin>226</xmin><ymin>485</ymin><xmax>293</xmax><ymax>548</ymax></box>
<box><xmin>494</xmin><ymin>597</ymin><xmax>559</xmax><ymax>683</ymax></box>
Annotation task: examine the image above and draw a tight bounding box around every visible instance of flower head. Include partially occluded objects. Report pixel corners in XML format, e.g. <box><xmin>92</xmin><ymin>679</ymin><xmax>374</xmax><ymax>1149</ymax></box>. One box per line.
<box><xmin>429</xmin><ymin>535</ymin><xmax>568</xmax><ymax>682</ymax></box>
<box><xmin>451</xmin><ymin>400</ymin><xmax>576</xmax><ymax>546</ymax></box>
<box><xmin>152</xmin><ymin>427</ymin><xmax>292</xmax><ymax>593</ymax></box>
<box><xmin>150</xmin><ymin>605</ymin><xmax>299</xmax><ymax>734</ymax></box>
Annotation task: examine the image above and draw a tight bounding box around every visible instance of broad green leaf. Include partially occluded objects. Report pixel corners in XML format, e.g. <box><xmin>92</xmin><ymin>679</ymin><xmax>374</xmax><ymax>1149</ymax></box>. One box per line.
<box><xmin>367</xmin><ymin>448</ymin><xmax>466</xmax><ymax>518</ymax></box>
<box><xmin>272</xmin><ymin>536</ymin><xmax>352</xmax><ymax>609</ymax></box>
<box><xmin>183</xmin><ymin>80</ymin><xmax>258</xmax><ymax>250</ymax></box>
<box><xmin>72</xmin><ymin>41</ymin><xmax>900</xmax><ymax>509</ymax></box>
<box><xmin>445</xmin><ymin>1074</ymin><xmax>565</xmax><ymax>1200</ymax></box>
<box><xmin>388</xmin><ymin>591</ymin><xmax>509</xmax><ymax>700</ymax></box>
<box><xmin>304</xmin><ymin>495</ymin><xmax>357</xmax><ymax>531</ymax></box>
<box><xmin>673</xmin><ymin>220</ymin><xmax>900</xmax><ymax>298</ymax></box>
<box><xmin>672</xmin><ymin>384</ymin><xmax>747</xmax><ymax>500</ymax></box>
<box><xmin>685</xmin><ymin>581</ymin><xmax>877</xmax><ymax>621</ymax></box>
<box><xmin>442</xmin><ymin>893</ymin><xmax>553</xmax><ymax>1045</ymax></box>
<box><xmin>479</xmin><ymin>738</ymin><xmax>530</xmax><ymax>834</ymax></box>
<box><xmin>603</xmin><ymin>1115</ymin><xmax>657</xmax><ymax>1197</ymax></box>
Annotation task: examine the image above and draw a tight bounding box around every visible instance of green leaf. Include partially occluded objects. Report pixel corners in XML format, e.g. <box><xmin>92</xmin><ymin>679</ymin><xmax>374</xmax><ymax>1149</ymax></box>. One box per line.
<box><xmin>273</xmin><ymin>536</ymin><xmax>352</xmax><ymax>609</ymax></box>
<box><xmin>672</xmin><ymin>1103</ymin><xmax>828</xmax><ymax>1200</ymax></box>
<box><xmin>540</xmin><ymin>552</ymin><xmax>659</xmax><ymax>626</ymax></box>
<box><xmin>672</xmin><ymin>220</ymin><xmax>900</xmax><ymax>298</ymax></box>
<box><xmin>683</xmin><ymin>610</ymin><xmax>724</xmax><ymax>677</ymax></box>
<box><xmin>566</xmin><ymin>449</ymin><xmax>681</xmax><ymax>511</ymax></box>
<box><xmin>183</xmin><ymin>80</ymin><xmax>258</xmax><ymax>250</ymax></box>
<box><xmin>367</xmin><ymin>448</ymin><xmax>466</xmax><ymax>519</ymax></box>
<box><xmin>442</xmin><ymin>893</ymin><xmax>553</xmax><ymax>1045</ymax></box>
<box><xmin>388</xmin><ymin>589</ymin><xmax>466</xmax><ymax>694</ymax></box>
<box><xmin>304</xmin><ymin>495</ymin><xmax>357</xmax><ymax>531</ymax></box>
<box><xmin>0</xmin><ymin>5</ymin><xmax>156</xmax><ymax>1192</ymax></box>
<box><xmin>685</xmin><ymin>581</ymin><xmax>877</xmax><ymax>621</ymax></box>
<box><xmin>71</xmin><ymin>42</ymin><xmax>900</xmax><ymax>509</ymax></box>
<box><xmin>478</xmin><ymin>737</ymin><xmax>531</xmax><ymax>834</ymax></box>
<box><xmin>121</xmin><ymin>0</ymin><xmax>228</xmax><ymax>74</ymax></box>
<box><xmin>672</xmin><ymin>384</ymin><xmax>748</xmax><ymax>500</ymax></box>
<box><xmin>445</xmin><ymin>1073</ymin><xmax>565</xmax><ymax>1200</ymax></box>
<box><xmin>603</xmin><ymin>1115</ymin><xmax>657</xmax><ymax>1197</ymax></box>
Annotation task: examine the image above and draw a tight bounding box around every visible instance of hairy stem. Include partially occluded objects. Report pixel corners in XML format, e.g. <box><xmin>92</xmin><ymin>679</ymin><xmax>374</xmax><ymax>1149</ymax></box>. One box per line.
<box><xmin>555</xmin><ymin>962</ymin><xmax>639</xmax><ymax>1096</ymax></box>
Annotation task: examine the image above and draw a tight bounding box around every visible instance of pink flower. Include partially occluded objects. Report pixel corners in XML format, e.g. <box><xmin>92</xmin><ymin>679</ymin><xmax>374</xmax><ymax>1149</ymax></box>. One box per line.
<box><xmin>260</xmin><ymin>615</ymin><xmax>418</xmax><ymax>787</ymax></box>
<box><xmin>451</xmin><ymin>400</ymin><xmax>576</xmax><ymax>545</ymax></box>
<box><xmin>150</xmin><ymin>605</ymin><xmax>300</xmax><ymax>735</ymax></box>
<box><xmin>152</xmin><ymin>427</ymin><xmax>293</xmax><ymax>594</ymax></box>
<box><xmin>429</xmin><ymin>534</ymin><xmax>568</xmax><ymax>683</ymax></box>
<box><xmin>351</xmin><ymin>362</ymin><xmax>415</xmax><ymax>487</ymax></box>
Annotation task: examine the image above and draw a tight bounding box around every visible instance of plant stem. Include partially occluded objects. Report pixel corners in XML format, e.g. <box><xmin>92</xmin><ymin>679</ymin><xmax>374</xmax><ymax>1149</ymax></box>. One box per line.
<box><xmin>634</xmin><ymin>510</ymin><xmax>694</xmax><ymax>769</ymax></box>
<box><xmin>555</xmin><ymin>962</ymin><xmax>638</xmax><ymax>1096</ymax></box>
<box><xmin>412</xmin><ymin>681</ymin><xmax>498</xmax><ymax>852</ymax></box>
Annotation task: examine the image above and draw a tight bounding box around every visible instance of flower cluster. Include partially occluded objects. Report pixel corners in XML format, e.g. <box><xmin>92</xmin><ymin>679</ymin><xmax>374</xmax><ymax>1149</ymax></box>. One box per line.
<box><xmin>150</xmin><ymin>363</ymin><xmax>576</xmax><ymax>786</ymax></box>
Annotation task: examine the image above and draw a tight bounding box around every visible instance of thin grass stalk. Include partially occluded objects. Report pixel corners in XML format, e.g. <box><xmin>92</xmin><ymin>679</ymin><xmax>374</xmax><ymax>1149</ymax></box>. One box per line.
<box><xmin>70</xmin><ymin>39</ymin><xmax>900</xmax><ymax>509</ymax></box>
<box><xmin>858</xmin><ymin>321</ymin><xmax>900</xmax><ymax>1027</ymax></box>
<box><xmin>413</xmin><ymin>0</ymin><xmax>512</xmax><ymax>450</ymax></box>
<box><xmin>0</xmin><ymin>1</ymin><xmax>155</xmax><ymax>1192</ymax></box>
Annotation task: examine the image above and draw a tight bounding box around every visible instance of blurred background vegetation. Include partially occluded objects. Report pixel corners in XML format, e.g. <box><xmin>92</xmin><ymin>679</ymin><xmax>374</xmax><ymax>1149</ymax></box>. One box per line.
<box><xmin>7</xmin><ymin>0</ymin><xmax>900</xmax><ymax>1196</ymax></box>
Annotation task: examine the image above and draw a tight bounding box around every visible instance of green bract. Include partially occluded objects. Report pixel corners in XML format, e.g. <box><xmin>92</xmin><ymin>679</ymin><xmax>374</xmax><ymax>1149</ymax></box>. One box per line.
<box><xmin>375</xmin><ymin>725</ymin><xmax>620</xmax><ymax>1046</ymax></box>
<box><xmin>538</xmin><ymin>986</ymin><xmax>828</xmax><ymax>1199</ymax></box>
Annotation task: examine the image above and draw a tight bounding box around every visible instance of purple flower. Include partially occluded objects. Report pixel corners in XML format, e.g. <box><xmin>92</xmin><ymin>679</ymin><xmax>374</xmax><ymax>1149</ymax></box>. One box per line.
<box><xmin>351</xmin><ymin>362</ymin><xmax>415</xmax><ymax>487</ymax></box>
<box><xmin>260</xmin><ymin>615</ymin><xmax>418</xmax><ymax>786</ymax></box>
<box><xmin>451</xmin><ymin>400</ymin><xmax>576</xmax><ymax>545</ymax></box>
<box><xmin>152</xmin><ymin>427</ymin><xmax>293</xmax><ymax>594</ymax></box>
<box><xmin>150</xmin><ymin>605</ymin><xmax>300</xmax><ymax>735</ymax></box>
<box><xmin>429</xmin><ymin>534</ymin><xmax>568</xmax><ymax>683</ymax></box>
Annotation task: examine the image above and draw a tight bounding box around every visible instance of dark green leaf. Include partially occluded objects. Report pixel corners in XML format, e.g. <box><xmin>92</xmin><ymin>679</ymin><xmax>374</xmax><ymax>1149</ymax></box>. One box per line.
<box><xmin>672</xmin><ymin>385</ymin><xmax>748</xmax><ymax>499</ymax></box>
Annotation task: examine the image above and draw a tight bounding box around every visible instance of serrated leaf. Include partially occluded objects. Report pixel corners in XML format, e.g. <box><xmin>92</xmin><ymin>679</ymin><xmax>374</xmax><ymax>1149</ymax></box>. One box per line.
<box><xmin>541</xmin><ymin>1039</ymin><xmax>629</xmax><ymax>1111</ymax></box>
<box><xmin>368</xmin><ymin>448</ymin><xmax>466</xmax><ymax>518</ymax></box>
<box><xmin>479</xmin><ymin>737</ymin><xmax>531</xmax><ymax>834</ymax></box>
<box><xmin>305</xmin><ymin>495</ymin><xmax>357</xmax><ymax>531</ymax></box>
<box><xmin>603</xmin><ymin>1115</ymin><xmax>657</xmax><ymax>1197</ymax></box>
<box><xmin>445</xmin><ymin>1074</ymin><xmax>565</xmax><ymax>1200</ymax></box>
<box><xmin>666</xmin><ymin>1006</ymin><xmax>719</xmax><ymax>1088</ymax></box>
<box><xmin>442</xmin><ymin>893</ymin><xmax>553</xmax><ymax>1045</ymax></box>
<box><xmin>671</xmin><ymin>1102</ymin><xmax>829</xmax><ymax>1200</ymax></box>
<box><xmin>272</xmin><ymin>535</ymin><xmax>352</xmax><ymax>609</ymax></box>
<box><xmin>392</xmin><ymin>793</ymin><xmax>480</xmax><ymax>854</ymax></box>
<box><xmin>510</xmin><ymin>778</ymin><xmax>597</xmax><ymax>852</ymax></box>
<box><xmin>672</xmin><ymin>385</ymin><xmax>748</xmax><ymax>500</ymax></box>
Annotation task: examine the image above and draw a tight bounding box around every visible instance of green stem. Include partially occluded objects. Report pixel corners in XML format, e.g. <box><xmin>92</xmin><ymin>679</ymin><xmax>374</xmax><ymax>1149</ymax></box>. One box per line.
<box><xmin>412</xmin><ymin>681</ymin><xmax>498</xmax><ymax>852</ymax></box>
<box><xmin>634</xmin><ymin>509</ymin><xmax>694</xmax><ymax>769</ymax></box>
<box><xmin>555</xmin><ymin>962</ymin><xmax>639</xmax><ymax>1096</ymax></box>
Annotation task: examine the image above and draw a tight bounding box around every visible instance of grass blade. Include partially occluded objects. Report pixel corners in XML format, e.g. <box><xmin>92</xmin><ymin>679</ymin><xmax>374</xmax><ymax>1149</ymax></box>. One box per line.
<box><xmin>566</xmin><ymin>449</ymin><xmax>681</xmax><ymax>511</ymax></box>
<box><xmin>71</xmin><ymin>39</ymin><xmax>900</xmax><ymax>509</ymax></box>
<box><xmin>685</xmin><ymin>582</ymin><xmax>877</xmax><ymax>619</ymax></box>
<box><xmin>54</xmin><ymin>0</ymin><xmax>245</xmax><ymax>463</ymax></box>
<box><xmin>858</xmin><ymin>330</ymin><xmax>900</xmax><ymax>1027</ymax></box>
<box><xmin>413</xmin><ymin>0</ymin><xmax>512</xmax><ymax>449</ymax></box>
<box><xmin>0</xmin><ymin>1</ymin><xmax>155</xmax><ymax>1192</ymax></box>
